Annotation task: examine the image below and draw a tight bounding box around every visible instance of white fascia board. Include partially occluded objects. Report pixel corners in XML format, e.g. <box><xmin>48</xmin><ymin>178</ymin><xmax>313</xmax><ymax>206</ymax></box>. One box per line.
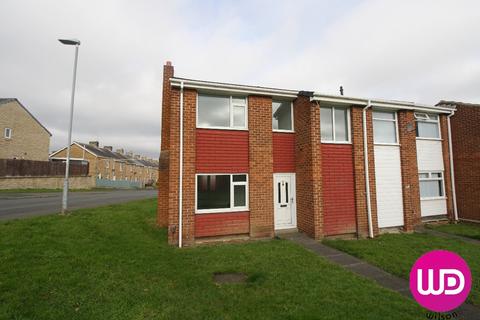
<box><xmin>311</xmin><ymin>93</ymin><xmax>454</xmax><ymax>114</ymax></box>
<box><xmin>170</xmin><ymin>78</ymin><xmax>298</xmax><ymax>99</ymax></box>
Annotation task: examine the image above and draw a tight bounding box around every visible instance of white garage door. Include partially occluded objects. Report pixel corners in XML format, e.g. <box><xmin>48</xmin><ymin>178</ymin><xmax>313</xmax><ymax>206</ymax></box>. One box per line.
<box><xmin>374</xmin><ymin>145</ymin><xmax>404</xmax><ymax>228</ymax></box>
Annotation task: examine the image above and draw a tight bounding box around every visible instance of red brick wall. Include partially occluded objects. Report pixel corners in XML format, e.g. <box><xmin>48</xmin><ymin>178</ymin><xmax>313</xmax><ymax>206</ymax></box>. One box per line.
<box><xmin>398</xmin><ymin>110</ymin><xmax>421</xmax><ymax>231</ymax></box>
<box><xmin>196</xmin><ymin>129</ymin><xmax>249</xmax><ymax>173</ymax></box>
<box><xmin>321</xmin><ymin>143</ymin><xmax>356</xmax><ymax>235</ymax></box>
<box><xmin>195</xmin><ymin>212</ymin><xmax>250</xmax><ymax>237</ymax></box>
<box><xmin>294</xmin><ymin>96</ymin><xmax>323</xmax><ymax>239</ymax></box>
<box><xmin>273</xmin><ymin>132</ymin><xmax>295</xmax><ymax>173</ymax></box>
<box><xmin>440</xmin><ymin>115</ymin><xmax>455</xmax><ymax>220</ymax></box>
<box><xmin>450</xmin><ymin>106</ymin><xmax>480</xmax><ymax>221</ymax></box>
<box><xmin>167</xmin><ymin>87</ymin><xmax>197</xmax><ymax>246</ymax></box>
<box><xmin>157</xmin><ymin>63</ymin><xmax>174</xmax><ymax>227</ymax></box>
<box><xmin>248</xmin><ymin>95</ymin><xmax>274</xmax><ymax>238</ymax></box>
<box><xmin>351</xmin><ymin>107</ymin><xmax>379</xmax><ymax>237</ymax></box>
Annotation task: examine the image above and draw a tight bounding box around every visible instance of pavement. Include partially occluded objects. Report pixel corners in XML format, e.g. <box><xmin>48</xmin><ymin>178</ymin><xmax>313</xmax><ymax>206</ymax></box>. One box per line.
<box><xmin>279</xmin><ymin>232</ymin><xmax>480</xmax><ymax>320</ymax></box>
<box><xmin>0</xmin><ymin>189</ymin><xmax>157</xmax><ymax>220</ymax></box>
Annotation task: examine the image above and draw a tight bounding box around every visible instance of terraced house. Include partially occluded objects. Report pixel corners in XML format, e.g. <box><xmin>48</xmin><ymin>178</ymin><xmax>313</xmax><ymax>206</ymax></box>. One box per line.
<box><xmin>157</xmin><ymin>62</ymin><xmax>458</xmax><ymax>247</ymax></box>
<box><xmin>50</xmin><ymin>141</ymin><xmax>158</xmax><ymax>186</ymax></box>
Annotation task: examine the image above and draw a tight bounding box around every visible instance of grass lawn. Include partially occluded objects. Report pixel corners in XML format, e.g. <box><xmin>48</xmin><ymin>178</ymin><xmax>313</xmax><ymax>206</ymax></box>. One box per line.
<box><xmin>427</xmin><ymin>222</ymin><xmax>480</xmax><ymax>240</ymax></box>
<box><xmin>0</xmin><ymin>199</ymin><xmax>426</xmax><ymax>319</ymax></box>
<box><xmin>324</xmin><ymin>233</ymin><xmax>480</xmax><ymax>307</ymax></box>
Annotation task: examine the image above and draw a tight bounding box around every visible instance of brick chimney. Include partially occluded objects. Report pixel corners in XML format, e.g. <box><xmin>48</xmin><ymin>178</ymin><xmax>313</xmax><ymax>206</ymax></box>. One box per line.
<box><xmin>126</xmin><ymin>151</ymin><xmax>133</xmax><ymax>157</ymax></box>
<box><xmin>89</xmin><ymin>141</ymin><xmax>99</xmax><ymax>147</ymax></box>
<box><xmin>104</xmin><ymin>146</ymin><xmax>113</xmax><ymax>151</ymax></box>
<box><xmin>161</xmin><ymin>61</ymin><xmax>174</xmax><ymax>151</ymax></box>
<box><xmin>134</xmin><ymin>154</ymin><xmax>141</xmax><ymax>160</ymax></box>
<box><xmin>116</xmin><ymin>148</ymin><xmax>124</xmax><ymax>154</ymax></box>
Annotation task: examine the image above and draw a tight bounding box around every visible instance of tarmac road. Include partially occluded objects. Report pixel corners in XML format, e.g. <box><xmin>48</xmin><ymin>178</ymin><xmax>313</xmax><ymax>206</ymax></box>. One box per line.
<box><xmin>0</xmin><ymin>189</ymin><xmax>157</xmax><ymax>220</ymax></box>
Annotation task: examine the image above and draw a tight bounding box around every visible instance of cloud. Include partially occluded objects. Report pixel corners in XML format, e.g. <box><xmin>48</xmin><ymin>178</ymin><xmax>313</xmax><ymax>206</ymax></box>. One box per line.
<box><xmin>0</xmin><ymin>0</ymin><xmax>479</xmax><ymax>158</ymax></box>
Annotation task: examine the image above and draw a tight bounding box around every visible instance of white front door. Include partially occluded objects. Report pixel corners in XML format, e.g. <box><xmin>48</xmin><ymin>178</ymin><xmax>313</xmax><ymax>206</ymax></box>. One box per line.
<box><xmin>274</xmin><ymin>174</ymin><xmax>296</xmax><ymax>230</ymax></box>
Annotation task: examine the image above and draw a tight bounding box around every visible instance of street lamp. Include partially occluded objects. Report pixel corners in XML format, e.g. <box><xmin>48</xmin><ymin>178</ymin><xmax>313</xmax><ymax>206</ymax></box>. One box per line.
<box><xmin>59</xmin><ymin>38</ymin><xmax>80</xmax><ymax>214</ymax></box>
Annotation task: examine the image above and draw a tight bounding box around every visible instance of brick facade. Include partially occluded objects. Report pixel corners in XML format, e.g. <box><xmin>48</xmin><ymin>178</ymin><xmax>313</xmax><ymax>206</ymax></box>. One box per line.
<box><xmin>248</xmin><ymin>95</ymin><xmax>274</xmax><ymax>238</ymax></box>
<box><xmin>157</xmin><ymin>63</ymin><xmax>458</xmax><ymax>246</ymax></box>
<box><xmin>158</xmin><ymin>63</ymin><xmax>174</xmax><ymax>227</ymax></box>
<box><xmin>449</xmin><ymin>105</ymin><xmax>480</xmax><ymax>222</ymax></box>
<box><xmin>440</xmin><ymin>115</ymin><xmax>455</xmax><ymax>220</ymax></box>
<box><xmin>0</xmin><ymin>99</ymin><xmax>50</xmax><ymax>161</ymax></box>
<box><xmin>293</xmin><ymin>96</ymin><xmax>323</xmax><ymax>239</ymax></box>
<box><xmin>398</xmin><ymin>110</ymin><xmax>421</xmax><ymax>231</ymax></box>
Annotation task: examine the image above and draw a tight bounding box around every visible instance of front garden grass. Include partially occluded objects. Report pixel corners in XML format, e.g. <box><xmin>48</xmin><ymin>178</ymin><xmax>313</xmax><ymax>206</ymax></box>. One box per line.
<box><xmin>324</xmin><ymin>233</ymin><xmax>480</xmax><ymax>307</ymax></box>
<box><xmin>0</xmin><ymin>199</ymin><xmax>425</xmax><ymax>319</ymax></box>
<box><xmin>427</xmin><ymin>221</ymin><xmax>480</xmax><ymax>240</ymax></box>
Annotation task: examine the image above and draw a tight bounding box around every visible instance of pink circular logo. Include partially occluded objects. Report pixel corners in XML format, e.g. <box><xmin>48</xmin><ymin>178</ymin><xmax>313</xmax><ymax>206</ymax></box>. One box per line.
<box><xmin>410</xmin><ymin>250</ymin><xmax>472</xmax><ymax>312</ymax></box>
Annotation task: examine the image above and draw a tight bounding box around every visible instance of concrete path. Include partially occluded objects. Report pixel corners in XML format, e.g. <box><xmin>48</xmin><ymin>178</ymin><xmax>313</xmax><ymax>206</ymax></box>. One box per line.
<box><xmin>0</xmin><ymin>189</ymin><xmax>157</xmax><ymax>221</ymax></box>
<box><xmin>280</xmin><ymin>232</ymin><xmax>480</xmax><ymax>320</ymax></box>
<box><xmin>417</xmin><ymin>226</ymin><xmax>480</xmax><ymax>245</ymax></box>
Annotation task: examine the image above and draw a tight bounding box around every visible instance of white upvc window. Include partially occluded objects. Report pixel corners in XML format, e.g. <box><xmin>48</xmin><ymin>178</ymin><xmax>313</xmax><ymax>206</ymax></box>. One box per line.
<box><xmin>419</xmin><ymin>171</ymin><xmax>445</xmax><ymax>199</ymax></box>
<box><xmin>415</xmin><ymin>112</ymin><xmax>441</xmax><ymax>139</ymax></box>
<box><xmin>196</xmin><ymin>173</ymin><xmax>249</xmax><ymax>213</ymax></box>
<box><xmin>373</xmin><ymin>110</ymin><xmax>399</xmax><ymax>144</ymax></box>
<box><xmin>320</xmin><ymin>106</ymin><xmax>350</xmax><ymax>143</ymax></box>
<box><xmin>197</xmin><ymin>94</ymin><xmax>248</xmax><ymax>130</ymax></box>
<box><xmin>272</xmin><ymin>100</ymin><xmax>294</xmax><ymax>132</ymax></box>
<box><xmin>105</xmin><ymin>160</ymin><xmax>109</xmax><ymax>168</ymax></box>
<box><xmin>4</xmin><ymin>128</ymin><xmax>12</xmax><ymax>139</ymax></box>
<box><xmin>119</xmin><ymin>163</ymin><xmax>123</xmax><ymax>172</ymax></box>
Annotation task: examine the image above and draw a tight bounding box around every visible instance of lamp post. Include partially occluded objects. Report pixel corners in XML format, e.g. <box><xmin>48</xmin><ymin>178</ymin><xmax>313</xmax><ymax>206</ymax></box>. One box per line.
<box><xmin>59</xmin><ymin>38</ymin><xmax>80</xmax><ymax>215</ymax></box>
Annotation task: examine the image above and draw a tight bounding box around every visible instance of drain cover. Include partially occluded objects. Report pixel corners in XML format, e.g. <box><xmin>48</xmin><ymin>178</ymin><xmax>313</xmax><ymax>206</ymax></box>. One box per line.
<box><xmin>213</xmin><ymin>272</ymin><xmax>248</xmax><ymax>284</ymax></box>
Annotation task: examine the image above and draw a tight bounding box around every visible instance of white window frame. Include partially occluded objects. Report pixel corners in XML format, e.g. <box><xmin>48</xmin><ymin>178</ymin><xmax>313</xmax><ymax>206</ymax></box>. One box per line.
<box><xmin>195</xmin><ymin>173</ymin><xmax>249</xmax><ymax>214</ymax></box>
<box><xmin>4</xmin><ymin>127</ymin><xmax>12</xmax><ymax>139</ymax></box>
<box><xmin>414</xmin><ymin>112</ymin><xmax>441</xmax><ymax>140</ymax></box>
<box><xmin>196</xmin><ymin>94</ymin><xmax>248</xmax><ymax>130</ymax></box>
<box><xmin>419</xmin><ymin>171</ymin><xmax>446</xmax><ymax>200</ymax></box>
<box><xmin>373</xmin><ymin>110</ymin><xmax>400</xmax><ymax>145</ymax></box>
<box><xmin>320</xmin><ymin>106</ymin><xmax>351</xmax><ymax>143</ymax></box>
<box><xmin>272</xmin><ymin>101</ymin><xmax>294</xmax><ymax>133</ymax></box>
<box><xmin>105</xmin><ymin>159</ymin><xmax>109</xmax><ymax>168</ymax></box>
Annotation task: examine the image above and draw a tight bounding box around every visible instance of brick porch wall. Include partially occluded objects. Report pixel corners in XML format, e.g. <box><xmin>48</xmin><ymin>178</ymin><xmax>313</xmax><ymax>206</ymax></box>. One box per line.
<box><xmin>398</xmin><ymin>110</ymin><xmax>421</xmax><ymax>231</ymax></box>
<box><xmin>294</xmin><ymin>96</ymin><xmax>323</xmax><ymax>239</ymax></box>
<box><xmin>440</xmin><ymin>115</ymin><xmax>455</xmax><ymax>220</ymax></box>
<box><xmin>157</xmin><ymin>63</ymin><xmax>174</xmax><ymax>227</ymax></box>
<box><xmin>248</xmin><ymin>95</ymin><xmax>274</xmax><ymax>238</ymax></box>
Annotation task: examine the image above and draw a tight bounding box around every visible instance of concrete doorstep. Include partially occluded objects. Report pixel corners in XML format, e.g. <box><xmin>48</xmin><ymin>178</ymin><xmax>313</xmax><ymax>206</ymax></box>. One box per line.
<box><xmin>279</xmin><ymin>232</ymin><xmax>480</xmax><ymax>320</ymax></box>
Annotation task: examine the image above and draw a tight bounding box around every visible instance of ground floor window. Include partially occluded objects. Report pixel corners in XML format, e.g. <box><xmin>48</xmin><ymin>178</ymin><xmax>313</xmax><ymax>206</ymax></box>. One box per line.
<box><xmin>419</xmin><ymin>171</ymin><xmax>445</xmax><ymax>199</ymax></box>
<box><xmin>196</xmin><ymin>174</ymin><xmax>248</xmax><ymax>213</ymax></box>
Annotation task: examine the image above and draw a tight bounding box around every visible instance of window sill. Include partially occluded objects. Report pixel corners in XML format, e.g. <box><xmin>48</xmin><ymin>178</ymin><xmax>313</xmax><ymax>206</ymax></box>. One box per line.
<box><xmin>416</xmin><ymin>137</ymin><xmax>442</xmax><ymax>141</ymax></box>
<box><xmin>420</xmin><ymin>197</ymin><xmax>446</xmax><ymax>201</ymax></box>
<box><xmin>273</xmin><ymin>129</ymin><xmax>295</xmax><ymax>133</ymax></box>
<box><xmin>195</xmin><ymin>208</ymin><xmax>249</xmax><ymax>215</ymax></box>
<box><xmin>196</xmin><ymin>126</ymin><xmax>248</xmax><ymax>131</ymax></box>
<box><xmin>321</xmin><ymin>141</ymin><xmax>352</xmax><ymax>145</ymax></box>
<box><xmin>374</xmin><ymin>143</ymin><xmax>401</xmax><ymax>146</ymax></box>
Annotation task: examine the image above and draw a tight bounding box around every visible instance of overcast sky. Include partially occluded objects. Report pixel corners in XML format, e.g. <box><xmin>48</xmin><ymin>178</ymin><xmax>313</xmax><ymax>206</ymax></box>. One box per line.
<box><xmin>1</xmin><ymin>0</ymin><xmax>479</xmax><ymax>159</ymax></box>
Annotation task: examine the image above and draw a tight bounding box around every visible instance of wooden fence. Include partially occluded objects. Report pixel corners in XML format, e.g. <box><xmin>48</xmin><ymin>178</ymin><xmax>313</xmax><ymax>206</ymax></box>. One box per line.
<box><xmin>0</xmin><ymin>159</ymin><xmax>89</xmax><ymax>177</ymax></box>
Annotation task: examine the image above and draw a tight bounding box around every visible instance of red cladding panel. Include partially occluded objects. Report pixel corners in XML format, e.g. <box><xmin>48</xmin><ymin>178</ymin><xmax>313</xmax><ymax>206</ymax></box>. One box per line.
<box><xmin>196</xmin><ymin>129</ymin><xmax>249</xmax><ymax>173</ymax></box>
<box><xmin>194</xmin><ymin>212</ymin><xmax>250</xmax><ymax>237</ymax></box>
<box><xmin>273</xmin><ymin>132</ymin><xmax>295</xmax><ymax>173</ymax></box>
<box><xmin>321</xmin><ymin>144</ymin><xmax>357</xmax><ymax>235</ymax></box>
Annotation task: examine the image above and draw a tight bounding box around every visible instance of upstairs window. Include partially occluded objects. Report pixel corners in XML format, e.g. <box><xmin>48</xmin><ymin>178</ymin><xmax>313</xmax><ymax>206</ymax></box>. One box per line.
<box><xmin>419</xmin><ymin>172</ymin><xmax>445</xmax><ymax>199</ymax></box>
<box><xmin>373</xmin><ymin>111</ymin><xmax>398</xmax><ymax>144</ymax></box>
<box><xmin>320</xmin><ymin>106</ymin><xmax>350</xmax><ymax>142</ymax></box>
<box><xmin>196</xmin><ymin>174</ymin><xmax>248</xmax><ymax>213</ymax></box>
<box><xmin>197</xmin><ymin>94</ymin><xmax>247</xmax><ymax>129</ymax></box>
<box><xmin>4</xmin><ymin>128</ymin><xmax>12</xmax><ymax>139</ymax></box>
<box><xmin>415</xmin><ymin>112</ymin><xmax>440</xmax><ymax>139</ymax></box>
<box><xmin>272</xmin><ymin>100</ymin><xmax>293</xmax><ymax>131</ymax></box>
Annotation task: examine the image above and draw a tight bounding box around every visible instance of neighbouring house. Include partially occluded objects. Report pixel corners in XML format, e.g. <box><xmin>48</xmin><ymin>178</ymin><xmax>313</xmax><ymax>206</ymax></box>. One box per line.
<box><xmin>49</xmin><ymin>141</ymin><xmax>158</xmax><ymax>186</ymax></box>
<box><xmin>436</xmin><ymin>101</ymin><xmax>480</xmax><ymax>223</ymax></box>
<box><xmin>158</xmin><ymin>62</ymin><xmax>458</xmax><ymax>247</ymax></box>
<box><xmin>0</xmin><ymin>98</ymin><xmax>51</xmax><ymax>161</ymax></box>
